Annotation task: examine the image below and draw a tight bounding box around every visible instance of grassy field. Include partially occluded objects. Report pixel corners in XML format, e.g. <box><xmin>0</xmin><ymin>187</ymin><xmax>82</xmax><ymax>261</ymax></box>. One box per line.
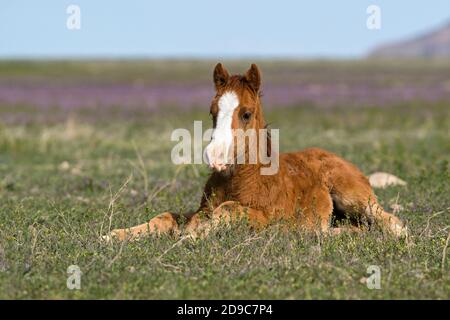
<box><xmin>0</xmin><ymin>61</ymin><xmax>449</xmax><ymax>299</ymax></box>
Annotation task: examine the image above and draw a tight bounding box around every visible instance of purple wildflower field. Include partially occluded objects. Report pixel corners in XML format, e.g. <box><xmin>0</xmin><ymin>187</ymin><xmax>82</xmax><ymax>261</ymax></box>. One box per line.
<box><xmin>1</xmin><ymin>60</ymin><xmax>450</xmax><ymax>123</ymax></box>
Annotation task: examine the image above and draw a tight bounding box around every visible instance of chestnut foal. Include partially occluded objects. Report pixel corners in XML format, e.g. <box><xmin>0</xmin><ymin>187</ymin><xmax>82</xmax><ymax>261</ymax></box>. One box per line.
<box><xmin>104</xmin><ymin>63</ymin><xmax>407</xmax><ymax>241</ymax></box>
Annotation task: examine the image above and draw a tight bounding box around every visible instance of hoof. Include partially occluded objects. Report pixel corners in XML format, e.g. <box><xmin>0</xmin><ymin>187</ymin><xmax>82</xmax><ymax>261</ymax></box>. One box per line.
<box><xmin>390</xmin><ymin>223</ymin><xmax>408</xmax><ymax>238</ymax></box>
<box><xmin>101</xmin><ymin>229</ymin><xmax>127</xmax><ymax>242</ymax></box>
<box><xmin>368</xmin><ymin>172</ymin><xmax>407</xmax><ymax>188</ymax></box>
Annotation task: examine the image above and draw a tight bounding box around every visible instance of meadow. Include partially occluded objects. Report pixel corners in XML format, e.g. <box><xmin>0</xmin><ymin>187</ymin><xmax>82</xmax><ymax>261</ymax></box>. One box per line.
<box><xmin>0</xmin><ymin>60</ymin><xmax>449</xmax><ymax>299</ymax></box>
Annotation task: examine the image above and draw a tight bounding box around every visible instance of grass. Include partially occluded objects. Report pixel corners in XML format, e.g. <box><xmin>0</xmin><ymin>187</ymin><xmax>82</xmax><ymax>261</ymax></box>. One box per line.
<box><xmin>0</xmin><ymin>99</ymin><xmax>448</xmax><ymax>299</ymax></box>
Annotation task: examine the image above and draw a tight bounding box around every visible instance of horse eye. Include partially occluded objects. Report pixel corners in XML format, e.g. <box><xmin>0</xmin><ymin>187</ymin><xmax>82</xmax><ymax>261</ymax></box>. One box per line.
<box><xmin>242</xmin><ymin>111</ymin><xmax>252</xmax><ymax>121</ymax></box>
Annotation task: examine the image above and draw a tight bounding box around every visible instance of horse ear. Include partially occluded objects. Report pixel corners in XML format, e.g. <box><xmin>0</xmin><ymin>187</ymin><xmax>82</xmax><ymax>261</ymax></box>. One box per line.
<box><xmin>244</xmin><ymin>64</ymin><xmax>261</xmax><ymax>93</ymax></box>
<box><xmin>213</xmin><ymin>63</ymin><xmax>229</xmax><ymax>90</ymax></box>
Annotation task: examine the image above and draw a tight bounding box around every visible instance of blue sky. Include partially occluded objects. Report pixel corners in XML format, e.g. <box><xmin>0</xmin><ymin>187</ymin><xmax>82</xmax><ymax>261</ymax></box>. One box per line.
<box><xmin>0</xmin><ymin>0</ymin><xmax>449</xmax><ymax>58</ymax></box>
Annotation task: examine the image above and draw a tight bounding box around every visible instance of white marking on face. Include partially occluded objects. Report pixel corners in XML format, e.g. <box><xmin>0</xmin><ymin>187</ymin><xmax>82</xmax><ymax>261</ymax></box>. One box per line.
<box><xmin>204</xmin><ymin>91</ymin><xmax>239</xmax><ymax>171</ymax></box>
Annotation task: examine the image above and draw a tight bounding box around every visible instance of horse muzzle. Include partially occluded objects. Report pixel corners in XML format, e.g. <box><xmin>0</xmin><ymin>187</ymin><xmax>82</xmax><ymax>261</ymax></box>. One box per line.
<box><xmin>204</xmin><ymin>141</ymin><xmax>233</xmax><ymax>172</ymax></box>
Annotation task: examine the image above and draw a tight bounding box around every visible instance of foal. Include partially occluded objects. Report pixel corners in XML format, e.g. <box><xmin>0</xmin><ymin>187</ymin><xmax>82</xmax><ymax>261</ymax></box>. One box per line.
<box><xmin>104</xmin><ymin>63</ymin><xmax>407</xmax><ymax>241</ymax></box>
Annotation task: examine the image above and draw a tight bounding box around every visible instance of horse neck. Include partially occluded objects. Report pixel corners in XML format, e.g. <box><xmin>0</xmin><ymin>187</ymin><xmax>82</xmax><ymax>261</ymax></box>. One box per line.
<box><xmin>229</xmin><ymin>120</ymin><xmax>270</xmax><ymax>185</ymax></box>
<box><xmin>233</xmin><ymin>162</ymin><xmax>261</xmax><ymax>175</ymax></box>
<box><xmin>228</xmin><ymin>162</ymin><xmax>263</xmax><ymax>193</ymax></box>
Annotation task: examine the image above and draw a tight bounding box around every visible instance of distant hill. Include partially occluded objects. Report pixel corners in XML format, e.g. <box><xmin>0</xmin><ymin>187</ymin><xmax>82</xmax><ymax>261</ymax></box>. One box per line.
<box><xmin>369</xmin><ymin>21</ymin><xmax>450</xmax><ymax>58</ymax></box>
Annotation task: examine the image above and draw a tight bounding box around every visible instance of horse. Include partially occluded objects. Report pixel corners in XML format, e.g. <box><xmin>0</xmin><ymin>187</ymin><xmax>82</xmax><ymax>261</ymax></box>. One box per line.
<box><xmin>103</xmin><ymin>63</ymin><xmax>407</xmax><ymax>241</ymax></box>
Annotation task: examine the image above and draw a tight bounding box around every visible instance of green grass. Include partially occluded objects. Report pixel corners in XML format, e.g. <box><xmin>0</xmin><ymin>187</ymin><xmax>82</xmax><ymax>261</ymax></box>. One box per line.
<box><xmin>0</xmin><ymin>102</ymin><xmax>449</xmax><ymax>299</ymax></box>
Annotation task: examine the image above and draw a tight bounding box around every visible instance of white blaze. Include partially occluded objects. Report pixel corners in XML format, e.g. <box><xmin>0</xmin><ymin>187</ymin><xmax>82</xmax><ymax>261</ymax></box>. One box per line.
<box><xmin>204</xmin><ymin>91</ymin><xmax>239</xmax><ymax>170</ymax></box>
